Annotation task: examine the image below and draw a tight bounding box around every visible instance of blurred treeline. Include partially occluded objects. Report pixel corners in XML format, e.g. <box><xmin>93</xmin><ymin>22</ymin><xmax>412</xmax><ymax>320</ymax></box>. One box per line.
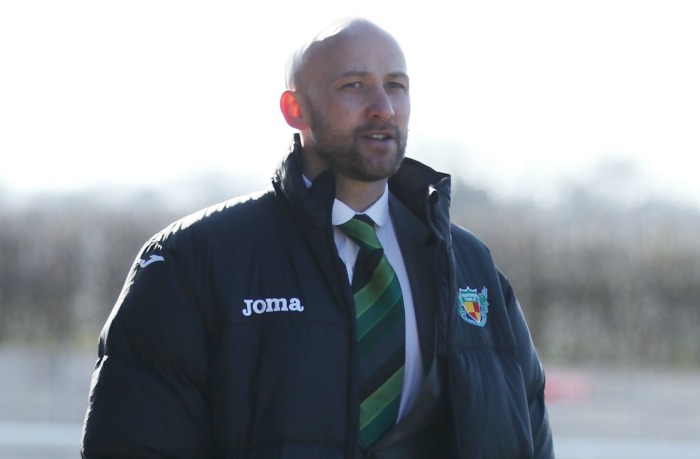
<box><xmin>1</xmin><ymin>171</ymin><xmax>699</xmax><ymax>367</ymax></box>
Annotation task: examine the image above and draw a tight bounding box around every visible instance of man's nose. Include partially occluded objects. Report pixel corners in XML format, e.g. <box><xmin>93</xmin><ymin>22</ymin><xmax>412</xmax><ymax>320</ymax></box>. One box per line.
<box><xmin>366</xmin><ymin>88</ymin><xmax>395</xmax><ymax>121</ymax></box>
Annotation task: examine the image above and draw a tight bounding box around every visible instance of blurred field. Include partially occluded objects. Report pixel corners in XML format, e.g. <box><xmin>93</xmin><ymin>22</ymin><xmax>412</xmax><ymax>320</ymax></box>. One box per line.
<box><xmin>546</xmin><ymin>367</ymin><xmax>700</xmax><ymax>458</ymax></box>
<box><xmin>1</xmin><ymin>347</ymin><xmax>698</xmax><ymax>459</ymax></box>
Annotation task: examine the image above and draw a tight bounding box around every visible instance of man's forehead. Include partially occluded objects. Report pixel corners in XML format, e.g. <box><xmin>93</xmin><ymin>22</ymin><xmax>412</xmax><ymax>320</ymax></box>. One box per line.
<box><xmin>287</xmin><ymin>18</ymin><xmax>406</xmax><ymax>90</ymax></box>
<box><xmin>310</xmin><ymin>28</ymin><xmax>405</xmax><ymax>72</ymax></box>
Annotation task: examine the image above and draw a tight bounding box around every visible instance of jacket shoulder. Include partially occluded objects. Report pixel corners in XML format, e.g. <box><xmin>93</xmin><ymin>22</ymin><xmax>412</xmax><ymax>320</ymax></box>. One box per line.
<box><xmin>148</xmin><ymin>187</ymin><xmax>276</xmax><ymax>249</ymax></box>
<box><xmin>449</xmin><ymin>223</ymin><xmax>492</xmax><ymax>260</ymax></box>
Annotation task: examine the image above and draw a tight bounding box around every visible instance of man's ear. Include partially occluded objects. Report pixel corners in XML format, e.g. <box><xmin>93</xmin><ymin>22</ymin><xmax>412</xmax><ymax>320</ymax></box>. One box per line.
<box><xmin>280</xmin><ymin>90</ymin><xmax>309</xmax><ymax>130</ymax></box>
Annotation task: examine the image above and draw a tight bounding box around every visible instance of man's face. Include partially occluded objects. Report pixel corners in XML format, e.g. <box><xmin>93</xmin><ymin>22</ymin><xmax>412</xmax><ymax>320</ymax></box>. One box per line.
<box><xmin>298</xmin><ymin>27</ymin><xmax>410</xmax><ymax>183</ymax></box>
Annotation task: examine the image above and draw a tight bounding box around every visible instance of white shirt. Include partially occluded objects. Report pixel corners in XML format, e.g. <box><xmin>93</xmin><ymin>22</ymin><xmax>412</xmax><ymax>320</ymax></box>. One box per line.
<box><xmin>304</xmin><ymin>177</ymin><xmax>425</xmax><ymax>422</ymax></box>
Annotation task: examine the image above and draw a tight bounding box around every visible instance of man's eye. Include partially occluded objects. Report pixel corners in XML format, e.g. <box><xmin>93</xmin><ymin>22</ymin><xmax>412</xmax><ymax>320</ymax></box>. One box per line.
<box><xmin>386</xmin><ymin>82</ymin><xmax>407</xmax><ymax>90</ymax></box>
<box><xmin>343</xmin><ymin>82</ymin><xmax>363</xmax><ymax>89</ymax></box>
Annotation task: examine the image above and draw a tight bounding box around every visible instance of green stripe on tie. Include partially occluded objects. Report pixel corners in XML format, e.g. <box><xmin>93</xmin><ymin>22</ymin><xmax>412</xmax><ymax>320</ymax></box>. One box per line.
<box><xmin>359</xmin><ymin>366</ymin><xmax>405</xmax><ymax>447</ymax></box>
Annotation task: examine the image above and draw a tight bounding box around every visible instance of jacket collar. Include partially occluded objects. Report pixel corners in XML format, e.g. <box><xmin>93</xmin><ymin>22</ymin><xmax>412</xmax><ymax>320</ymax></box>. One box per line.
<box><xmin>272</xmin><ymin>134</ymin><xmax>336</xmax><ymax>231</ymax></box>
<box><xmin>272</xmin><ymin>133</ymin><xmax>453</xmax><ymax>239</ymax></box>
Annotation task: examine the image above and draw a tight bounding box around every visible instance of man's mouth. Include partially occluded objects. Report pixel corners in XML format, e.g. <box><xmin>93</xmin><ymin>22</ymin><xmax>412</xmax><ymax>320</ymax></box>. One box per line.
<box><xmin>365</xmin><ymin>134</ymin><xmax>391</xmax><ymax>140</ymax></box>
<box><xmin>360</xmin><ymin>128</ymin><xmax>397</xmax><ymax>141</ymax></box>
<box><xmin>357</xmin><ymin>124</ymin><xmax>399</xmax><ymax>142</ymax></box>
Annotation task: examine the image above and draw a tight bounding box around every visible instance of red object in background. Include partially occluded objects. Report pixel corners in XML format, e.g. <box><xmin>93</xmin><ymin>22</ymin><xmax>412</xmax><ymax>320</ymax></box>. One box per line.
<box><xmin>545</xmin><ymin>372</ymin><xmax>593</xmax><ymax>401</ymax></box>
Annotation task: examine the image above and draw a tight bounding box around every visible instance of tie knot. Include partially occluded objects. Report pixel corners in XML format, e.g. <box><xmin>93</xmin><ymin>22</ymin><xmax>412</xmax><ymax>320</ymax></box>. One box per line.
<box><xmin>338</xmin><ymin>214</ymin><xmax>381</xmax><ymax>250</ymax></box>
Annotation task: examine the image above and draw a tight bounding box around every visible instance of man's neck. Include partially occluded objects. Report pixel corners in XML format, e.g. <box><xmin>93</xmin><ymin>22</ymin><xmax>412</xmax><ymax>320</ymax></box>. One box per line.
<box><xmin>334</xmin><ymin>175</ymin><xmax>387</xmax><ymax>213</ymax></box>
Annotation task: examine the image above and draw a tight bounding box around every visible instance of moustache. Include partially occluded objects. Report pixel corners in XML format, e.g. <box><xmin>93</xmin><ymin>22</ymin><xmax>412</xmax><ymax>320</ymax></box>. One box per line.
<box><xmin>354</xmin><ymin>123</ymin><xmax>403</xmax><ymax>138</ymax></box>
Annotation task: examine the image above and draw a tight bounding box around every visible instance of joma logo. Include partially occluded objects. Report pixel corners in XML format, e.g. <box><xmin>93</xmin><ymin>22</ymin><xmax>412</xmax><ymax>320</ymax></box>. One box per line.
<box><xmin>242</xmin><ymin>297</ymin><xmax>305</xmax><ymax>317</ymax></box>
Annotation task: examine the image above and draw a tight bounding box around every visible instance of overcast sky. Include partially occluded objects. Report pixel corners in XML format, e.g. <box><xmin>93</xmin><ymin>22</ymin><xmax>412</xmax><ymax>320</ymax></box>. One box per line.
<box><xmin>1</xmin><ymin>0</ymin><xmax>699</xmax><ymax>208</ymax></box>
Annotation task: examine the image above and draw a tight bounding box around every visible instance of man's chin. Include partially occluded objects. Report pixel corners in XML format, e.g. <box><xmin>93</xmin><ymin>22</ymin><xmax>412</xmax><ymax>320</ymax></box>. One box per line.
<box><xmin>352</xmin><ymin>155</ymin><xmax>405</xmax><ymax>182</ymax></box>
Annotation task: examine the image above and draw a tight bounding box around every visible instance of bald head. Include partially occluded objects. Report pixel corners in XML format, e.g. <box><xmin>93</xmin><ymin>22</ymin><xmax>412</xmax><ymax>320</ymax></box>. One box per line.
<box><xmin>286</xmin><ymin>18</ymin><xmax>406</xmax><ymax>92</ymax></box>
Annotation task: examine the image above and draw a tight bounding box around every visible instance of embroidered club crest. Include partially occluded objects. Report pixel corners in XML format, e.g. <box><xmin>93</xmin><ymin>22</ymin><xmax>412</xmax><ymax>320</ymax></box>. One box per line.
<box><xmin>458</xmin><ymin>287</ymin><xmax>489</xmax><ymax>327</ymax></box>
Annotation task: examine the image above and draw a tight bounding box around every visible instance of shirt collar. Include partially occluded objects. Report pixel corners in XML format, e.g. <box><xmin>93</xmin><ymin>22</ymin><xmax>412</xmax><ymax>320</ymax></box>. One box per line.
<box><xmin>332</xmin><ymin>185</ymin><xmax>389</xmax><ymax>227</ymax></box>
<box><xmin>303</xmin><ymin>175</ymin><xmax>389</xmax><ymax>228</ymax></box>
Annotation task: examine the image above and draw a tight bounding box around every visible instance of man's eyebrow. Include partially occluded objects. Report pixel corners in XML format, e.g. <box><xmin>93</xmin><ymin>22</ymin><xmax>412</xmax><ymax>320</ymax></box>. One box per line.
<box><xmin>332</xmin><ymin>70</ymin><xmax>410</xmax><ymax>81</ymax></box>
<box><xmin>387</xmin><ymin>71</ymin><xmax>409</xmax><ymax>81</ymax></box>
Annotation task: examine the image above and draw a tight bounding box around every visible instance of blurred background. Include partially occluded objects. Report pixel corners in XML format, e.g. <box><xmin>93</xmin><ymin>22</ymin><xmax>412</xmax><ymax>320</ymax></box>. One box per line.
<box><xmin>1</xmin><ymin>0</ymin><xmax>699</xmax><ymax>457</ymax></box>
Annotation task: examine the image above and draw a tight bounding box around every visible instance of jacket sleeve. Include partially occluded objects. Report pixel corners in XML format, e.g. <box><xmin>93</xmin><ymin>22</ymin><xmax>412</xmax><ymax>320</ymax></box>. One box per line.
<box><xmin>81</xmin><ymin>241</ymin><xmax>213</xmax><ymax>458</ymax></box>
<box><xmin>500</xmin><ymin>272</ymin><xmax>555</xmax><ymax>459</ymax></box>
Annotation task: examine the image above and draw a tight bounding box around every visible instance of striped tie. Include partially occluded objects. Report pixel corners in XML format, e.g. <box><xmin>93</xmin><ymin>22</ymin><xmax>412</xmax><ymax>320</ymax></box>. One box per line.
<box><xmin>339</xmin><ymin>214</ymin><xmax>405</xmax><ymax>449</ymax></box>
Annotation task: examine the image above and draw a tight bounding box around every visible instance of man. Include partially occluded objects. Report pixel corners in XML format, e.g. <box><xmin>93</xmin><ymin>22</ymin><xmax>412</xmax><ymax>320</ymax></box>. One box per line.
<box><xmin>81</xmin><ymin>18</ymin><xmax>554</xmax><ymax>458</ymax></box>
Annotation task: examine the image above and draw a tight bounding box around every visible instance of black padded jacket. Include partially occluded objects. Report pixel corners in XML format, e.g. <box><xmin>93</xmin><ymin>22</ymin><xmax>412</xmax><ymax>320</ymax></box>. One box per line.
<box><xmin>81</xmin><ymin>138</ymin><xmax>554</xmax><ymax>459</ymax></box>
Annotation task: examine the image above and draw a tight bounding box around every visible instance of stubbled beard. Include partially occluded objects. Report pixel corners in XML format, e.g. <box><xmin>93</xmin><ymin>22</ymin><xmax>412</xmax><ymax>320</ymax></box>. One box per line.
<box><xmin>309</xmin><ymin>111</ymin><xmax>408</xmax><ymax>182</ymax></box>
